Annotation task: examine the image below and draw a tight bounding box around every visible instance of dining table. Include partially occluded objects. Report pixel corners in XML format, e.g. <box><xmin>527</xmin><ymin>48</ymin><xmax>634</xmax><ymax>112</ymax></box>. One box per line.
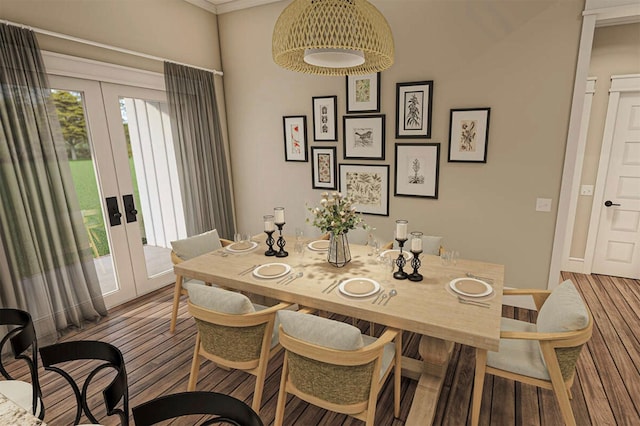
<box><xmin>174</xmin><ymin>236</ymin><xmax>504</xmax><ymax>425</ymax></box>
<box><xmin>0</xmin><ymin>392</ymin><xmax>45</xmax><ymax>425</ymax></box>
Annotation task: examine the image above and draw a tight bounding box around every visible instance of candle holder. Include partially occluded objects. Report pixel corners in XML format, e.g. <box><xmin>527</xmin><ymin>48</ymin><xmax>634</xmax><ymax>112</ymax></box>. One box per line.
<box><xmin>393</xmin><ymin>238</ymin><xmax>408</xmax><ymax>280</ymax></box>
<box><xmin>408</xmin><ymin>250</ymin><xmax>423</xmax><ymax>281</ymax></box>
<box><xmin>264</xmin><ymin>231</ymin><xmax>277</xmax><ymax>256</ymax></box>
<box><xmin>275</xmin><ymin>223</ymin><xmax>288</xmax><ymax>257</ymax></box>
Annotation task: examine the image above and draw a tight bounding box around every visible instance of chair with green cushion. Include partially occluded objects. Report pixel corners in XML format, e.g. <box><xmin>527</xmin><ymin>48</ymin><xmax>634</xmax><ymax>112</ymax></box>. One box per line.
<box><xmin>169</xmin><ymin>229</ymin><xmax>233</xmax><ymax>333</ymax></box>
<box><xmin>187</xmin><ymin>285</ymin><xmax>292</xmax><ymax>414</ymax></box>
<box><xmin>274</xmin><ymin>310</ymin><xmax>402</xmax><ymax>426</ymax></box>
<box><xmin>471</xmin><ymin>280</ymin><xmax>593</xmax><ymax>426</ymax></box>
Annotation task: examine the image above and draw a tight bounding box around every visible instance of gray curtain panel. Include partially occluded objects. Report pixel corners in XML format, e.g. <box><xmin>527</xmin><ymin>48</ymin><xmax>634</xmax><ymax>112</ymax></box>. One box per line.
<box><xmin>0</xmin><ymin>24</ymin><xmax>106</xmax><ymax>344</ymax></box>
<box><xmin>164</xmin><ymin>62</ymin><xmax>235</xmax><ymax>239</ymax></box>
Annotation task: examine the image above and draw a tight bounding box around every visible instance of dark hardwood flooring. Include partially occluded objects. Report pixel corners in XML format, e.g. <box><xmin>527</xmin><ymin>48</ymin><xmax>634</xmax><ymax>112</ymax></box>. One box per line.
<box><xmin>4</xmin><ymin>272</ymin><xmax>639</xmax><ymax>425</ymax></box>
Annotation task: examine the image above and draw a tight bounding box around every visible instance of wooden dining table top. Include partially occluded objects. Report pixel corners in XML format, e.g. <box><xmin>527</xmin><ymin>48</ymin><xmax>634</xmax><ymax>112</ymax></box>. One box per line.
<box><xmin>174</xmin><ymin>238</ymin><xmax>504</xmax><ymax>352</ymax></box>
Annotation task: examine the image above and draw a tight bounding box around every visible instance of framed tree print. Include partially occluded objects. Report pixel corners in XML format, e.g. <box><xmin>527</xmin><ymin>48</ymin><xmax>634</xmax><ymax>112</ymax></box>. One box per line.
<box><xmin>395</xmin><ymin>81</ymin><xmax>433</xmax><ymax>139</ymax></box>
<box><xmin>311</xmin><ymin>147</ymin><xmax>337</xmax><ymax>189</ymax></box>
<box><xmin>448</xmin><ymin>107</ymin><xmax>491</xmax><ymax>163</ymax></box>
<box><xmin>394</xmin><ymin>143</ymin><xmax>440</xmax><ymax>199</ymax></box>
<box><xmin>343</xmin><ymin>114</ymin><xmax>385</xmax><ymax>160</ymax></box>
<box><xmin>282</xmin><ymin>115</ymin><xmax>308</xmax><ymax>162</ymax></box>
<box><xmin>346</xmin><ymin>72</ymin><xmax>380</xmax><ymax>113</ymax></box>
<box><xmin>339</xmin><ymin>164</ymin><xmax>389</xmax><ymax>216</ymax></box>
<box><xmin>312</xmin><ymin>95</ymin><xmax>338</xmax><ymax>141</ymax></box>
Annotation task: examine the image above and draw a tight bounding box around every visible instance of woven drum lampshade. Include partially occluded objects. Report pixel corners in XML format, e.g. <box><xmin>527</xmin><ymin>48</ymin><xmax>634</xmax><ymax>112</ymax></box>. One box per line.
<box><xmin>272</xmin><ymin>0</ymin><xmax>394</xmax><ymax>76</ymax></box>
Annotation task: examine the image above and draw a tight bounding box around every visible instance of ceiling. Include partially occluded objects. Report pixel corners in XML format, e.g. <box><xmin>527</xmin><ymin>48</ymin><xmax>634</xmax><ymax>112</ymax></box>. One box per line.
<box><xmin>184</xmin><ymin>0</ymin><xmax>282</xmax><ymax>14</ymax></box>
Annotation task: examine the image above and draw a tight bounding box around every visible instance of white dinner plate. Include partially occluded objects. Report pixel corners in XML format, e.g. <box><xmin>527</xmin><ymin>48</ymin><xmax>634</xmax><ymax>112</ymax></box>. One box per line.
<box><xmin>338</xmin><ymin>278</ymin><xmax>380</xmax><ymax>298</ymax></box>
<box><xmin>226</xmin><ymin>241</ymin><xmax>258</xmax><ymax>253</ymax></box>
<box><xmin>253</xmin><ymin>263</ymin><xmax>291</xmax><ymax>279</ymax></box>
<box><xmin>449</xmin><ymin>278</ymin><xmax>492</xmax><ymax>298</ymax></box>
<box><xmin>307</xmin><ymin>240</ymin><xmax>330</xmax><ymax>251</ymax></box>
<box><xmin>379</xmin><ymin>249</ymin><xmax>413</xmax><ymax>261</ymax></box>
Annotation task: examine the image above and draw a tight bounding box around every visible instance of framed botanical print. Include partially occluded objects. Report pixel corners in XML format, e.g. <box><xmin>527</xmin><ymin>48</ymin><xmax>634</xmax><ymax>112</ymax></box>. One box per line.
<box><xmin>395</xmin><ymin>81</ymin><xmax>433</xmax><ymax>139</ymax></box>
<box><xmin>339</xmin><ymin>164</ymin><xmax>389</xmax><ymax>216</ymax></box>
<box><xmin>346</xmin><ymin>72</ymin><xmax>381</xmax><ymax>113</ymax></box>
<box><xmin>312</xmin><ymin>95</ymin><xmax>338</xmax><ymax>141</ymax></box>
<box><xmin>282</xmin><ymin>115</ymin><xmax>308</xmax><ymax>162</ymax></box>
<box><xmin>448</xmin><ymin>107</ymin><xmax>491</xmax><ymax>163</ymax></box>
<box><xmin>311</xmin><ymin>147</ymin><xmax>337</xmax><ymax>189</ymax></box>
<box><xmin>394</xmin><ymin>143</ymin><xmax>440</xmax><ymax>199</ymax></box>
<box><xmin>343</xmin><ymin>114</ymin><xmax>385</xmax><ymax>160</ymax></box>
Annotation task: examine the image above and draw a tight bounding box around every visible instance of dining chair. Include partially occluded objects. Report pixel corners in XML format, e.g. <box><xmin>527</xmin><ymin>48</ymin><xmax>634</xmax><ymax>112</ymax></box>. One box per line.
<box><xmin>471</xmin><ymin>280</ymin><xmax>593</xmax><ymax>426</ymax></box>
<box><xmin>187</xmin><ymin>285</ymin><xmax>293</xmax><ymax>414</ymax></box>
<box><xmin>169</xmin><ymin>228</ymin><xmax>233</xmax><ymax>332</ymax></box>
<box><xmin>274</xmin><ymin>310</ymin><xmax>402</xmax><ymax>426</ymax></box>
<box><xmin>132</xmin><ymin>391</ymin><xmax>264</xmax><ymax>426</ymax></box>
<box><xmin>0</xmin><ymin>308</ymin><xmax>44</xmax><ymax>420</ymax></box>
<box><xmin>394</xmin><ymin>234</ymin><xmax>443</xmax><ymax>255</ymax></box>
<box><xmin>39</xmin><ymin>340</ymin><xmax>129</xmax><ymax>425</ymax></box>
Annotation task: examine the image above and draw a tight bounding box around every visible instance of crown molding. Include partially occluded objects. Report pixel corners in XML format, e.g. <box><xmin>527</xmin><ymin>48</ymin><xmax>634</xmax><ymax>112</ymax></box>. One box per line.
<box><xmin>184</xmin><ymin>0</ymin><xmax>283</xmax><ymax>15</ymax></box>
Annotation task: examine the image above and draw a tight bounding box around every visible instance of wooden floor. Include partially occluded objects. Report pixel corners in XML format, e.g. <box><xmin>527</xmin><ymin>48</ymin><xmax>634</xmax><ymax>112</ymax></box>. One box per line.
<box><xmin>4</xmin><ymin>272</ymin><xmax>639</xmax><ymax>425</ymax></box>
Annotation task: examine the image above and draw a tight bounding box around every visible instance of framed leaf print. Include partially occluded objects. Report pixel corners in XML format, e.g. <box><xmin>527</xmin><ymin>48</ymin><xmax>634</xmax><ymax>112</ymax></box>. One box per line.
<box><xmin>395</xmin><ymin>81</ymin><xmax>433</xmax><ymax>139</ymax></box>
<box><xmin>311</xmin><ymin>147</ymin><xmax>337</xmax><ymax>189</ymax></box>
<box><xmin>394</xmin><ymin>143</ymin><xmax>440</xmax><ymax>199</ymax></box>
<box><xmin>346</xmin><ymin>72</ymin><xmax>380</xmax><ymax>113</ymax></box>
<box><xmin>312</xmin><ymin>95</ymin><xmax>338</xmax><ymax>141</ymax></box>
<box><xmin>339</xmin><ymin>164</ymin><xmax>389</xmax><ymax>216</ymax></box>
<box><xmin>448</xmin><ymin>108</ymin><xmax>491</xmax><ymax>163</ymax></box>
<box><xmin>282</xmin><ymin>115</ymin><xmax>308</xmax><ymax>162</ymax></box>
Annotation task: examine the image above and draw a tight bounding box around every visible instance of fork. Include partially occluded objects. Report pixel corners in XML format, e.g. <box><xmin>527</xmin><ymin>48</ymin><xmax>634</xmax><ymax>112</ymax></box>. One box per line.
<box><xmin>457</xmin><ymin>296</ymin><xmax>490</xmax><ymax>308</ymax></box>
<box><xmin>239</xmin><ymin>264</ymin><xmax>259</xmax><ymax>276</ymax></box>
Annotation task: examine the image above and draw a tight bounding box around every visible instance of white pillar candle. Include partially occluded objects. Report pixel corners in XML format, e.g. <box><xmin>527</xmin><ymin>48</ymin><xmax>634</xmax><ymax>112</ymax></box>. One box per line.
<box><xmin>274</xmin><ymin>207</ymin><xmax>285</xmax><ymax>224</ymax></box>
<box><xmin>395</xmin><ymin>220</ymin><xmax>408</xmax><ymax>240</ymax></box>
<box><xmin>263</xmin><ymin>215</ymin><xmax>275</xmax><ymax>232</ymax></box>
<box><xmin>411</xmin><ymin>237</ymin><xmax>422</xmax><ymax>251</ymax></box>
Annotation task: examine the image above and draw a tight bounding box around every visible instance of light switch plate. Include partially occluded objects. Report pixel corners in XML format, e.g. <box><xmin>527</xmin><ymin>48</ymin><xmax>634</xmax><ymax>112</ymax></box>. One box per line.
<box><xmin>580</xmin><ymin>185</ymin><xmax>594</xmax><ymax>196</ymax></box>
<box><xmin>536</xmin><ymin>198</ymin><xmax>552</xmax><ymax>212</ymax></box>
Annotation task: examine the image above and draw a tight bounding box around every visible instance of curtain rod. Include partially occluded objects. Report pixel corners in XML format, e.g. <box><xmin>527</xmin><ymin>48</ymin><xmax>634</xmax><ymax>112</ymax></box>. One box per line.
<box><xmin>0</xmin><ymin>19</ymin><xmax>224</xmax><ymax>76</ymax></box>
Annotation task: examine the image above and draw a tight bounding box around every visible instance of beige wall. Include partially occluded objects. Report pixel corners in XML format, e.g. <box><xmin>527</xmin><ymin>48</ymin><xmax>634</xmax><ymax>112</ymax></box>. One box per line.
<box><xmin>570</xmin><ymin>23</ymin><xmax>640</xmax><ymax>258</ymax></box>
<box><xmin>219</xmin><ymin>0</ymin><xmax>584</xmax><ymax>289</ymax></box>
<box><xmin>0</xmin><ymin>0</ymin><xmax>221</xmax><ymax>73</ymax></box>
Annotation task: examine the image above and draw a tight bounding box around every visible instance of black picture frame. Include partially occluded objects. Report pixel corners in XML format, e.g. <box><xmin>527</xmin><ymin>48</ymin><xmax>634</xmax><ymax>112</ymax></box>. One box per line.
<box><xmin>394</xmin><ymin>143</ymin><xmax>440</xmax><ymax>199</ymax></box>
<box><xmin>312</xmin><ymin>95</ymin><xmax>338</xmax><ymax>141</ymax></box>
<box><xmin>339</xmin><ymin>164</ymin><xmax>390</xmax><ymax>216</ymax></box>
<box><xmin>345</xmin><ymin>72</ymin><xmax>381</xmax><ymax>113</ymax></box>
<box><xmin>282</xmin><ymin>115</ymin><xmax>308</xmax><ymax>162</ymax></box>
<box><xmin>311</xmin><ymin>147</ymin><xmax>337</xmax><ymax>189</ymax></box>
<box><xmin>448</xmin><ymin>107</ymin><xmax>491</xmax><ymax>163</ymax></box>
<box><xmin>343</xmin><ymin>114</ymin><xmax>386</xmax><ymax>160</ymax></box>
<box><xmin>395</xmin><ymin>81</ymin><xmax>433</xmax><ymax>139</ymax></box>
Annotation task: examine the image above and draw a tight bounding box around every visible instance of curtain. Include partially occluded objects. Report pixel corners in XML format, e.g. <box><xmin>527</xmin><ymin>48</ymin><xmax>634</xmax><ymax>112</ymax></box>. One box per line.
<box><xmin>164</xmin><ymin>62</ymin><xmax>235</xmax><ymax>239</ymax></box>
<box><xmin>0</xmin><ymin>24</ymin><xmax>106</xmax><ymax>345</ymax></box>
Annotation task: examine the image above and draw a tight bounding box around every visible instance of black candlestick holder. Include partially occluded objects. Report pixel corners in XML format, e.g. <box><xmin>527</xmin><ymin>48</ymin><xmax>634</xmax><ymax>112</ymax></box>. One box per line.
<box><xmin>393</xmin><ymin>238</ymin><xmax>408</xmax><ymax>280</ymax></box>
<box><xmin>264</xmin><ymin>230</ymin><xmax>277</xmax><ymax>256</ymax></box>
<box><xmin>408</xmin><ymin>250</ymin><xmax>423</xmax><ymax>281</ymax></box>
<box><xmin>275</xmin><ymin>223</ymin><xmax>288</xmax><ymax>257</ymax></box>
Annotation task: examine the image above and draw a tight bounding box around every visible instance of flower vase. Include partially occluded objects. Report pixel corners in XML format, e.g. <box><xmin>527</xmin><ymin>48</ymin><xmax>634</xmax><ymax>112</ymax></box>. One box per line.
<box><xmin>328</xmin><ymin>232</ymin><xmax>351</xmax><ymax>267</ymax></box>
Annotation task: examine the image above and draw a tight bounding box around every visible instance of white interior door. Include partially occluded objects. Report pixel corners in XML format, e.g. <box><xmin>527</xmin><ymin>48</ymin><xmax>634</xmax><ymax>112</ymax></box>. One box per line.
<box><xmin>49</xmin><ymin>75</ymin><xmax>184</xmax><ymax>307</ymax></box>
<box><xmin>593</xmin><ymin>90</ymin><xmax>640</xmax><ymax>279</ymax></box>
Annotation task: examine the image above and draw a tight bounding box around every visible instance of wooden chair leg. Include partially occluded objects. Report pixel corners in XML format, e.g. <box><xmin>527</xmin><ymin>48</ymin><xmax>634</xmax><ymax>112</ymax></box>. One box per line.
<box><xmin>187</xmin><ymin>333</ymin><xmax>201</xmax><ymax>391</ymax></box>
<box><xmin>274</xmin><ymin>356</ymin><xmax>289</xmax><ymax>426</ymax></box>
<box><xmin>471</xmin><ymin>348</ymin><xmax>487</xmax><ymax>426</ymax></box>
<box><xmin>170</xmin><ymin>275</ymin><xmax>183</xmax><ymax>333</ymax></box>
<box><xmin>393</xmin><ymin>333</ymin><xmax>402</xmax><ymax>418</ymax></box>
<box><xmin>251</xmin><ymin>360</ymin><xmax>269</xmax><ymax>414</ymax></box>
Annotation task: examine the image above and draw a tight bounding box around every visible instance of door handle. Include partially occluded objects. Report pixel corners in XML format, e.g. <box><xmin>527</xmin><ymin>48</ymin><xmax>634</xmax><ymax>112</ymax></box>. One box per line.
<box><xmin>105</xmin><ymin>196</ymin><xmax>122</xmax><ymax>226</ymax></box>
<box><xmin>122</xmin><ymin>194</ymin><xmax>138</xmax><ymax>223</ymax></box>
<box><xmin>604</xmin><ymin>200</ymin><xmax>621</xmax><ymax>207</ymax></box>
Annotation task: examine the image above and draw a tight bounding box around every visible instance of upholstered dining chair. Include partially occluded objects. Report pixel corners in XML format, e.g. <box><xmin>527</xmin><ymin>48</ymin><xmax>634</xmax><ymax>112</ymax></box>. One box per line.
<box><xmin>471</xmin><ymin>280</ymin><xmax>593</xmax><ymax>426</ymax></box>
<box><xmin>169</xmin><ymin>229</ymin><xmax>233</xmax><ymax>332</ymax></box>
<box><xmin>187</xmin><ymin>285</ymin><xmax>293</xmax><ymax>414</ymax></box>
<box><xmin>39</xmin><ymin>340</ymin><xmax>129</xmax><ymax>425</ymax></box>
<box><xmin>393</xmin><ymin>234</ymin><xmax>443</xmax><ymax>255</ymax></box>
<box><xmin>0</xmin><ymin>308</ymin><xmax>44</xmax><ymax>420</ymax></box>
<box><xmin>274</xmin><ymin>310</ymin><xmax>402</xmax><ymax>426</ymax></box>
<box><xmin>132</xmin><ymin>391</ymin><xmax>264</xmax><ymax>426</ymax></box>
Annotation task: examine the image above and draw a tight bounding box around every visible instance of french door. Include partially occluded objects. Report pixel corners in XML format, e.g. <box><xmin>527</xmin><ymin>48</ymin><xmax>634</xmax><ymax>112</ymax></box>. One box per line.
<box><xmin>49</xmin><ymin>75</ymin><xmax>186</xmax><ymax>307</ymax></box>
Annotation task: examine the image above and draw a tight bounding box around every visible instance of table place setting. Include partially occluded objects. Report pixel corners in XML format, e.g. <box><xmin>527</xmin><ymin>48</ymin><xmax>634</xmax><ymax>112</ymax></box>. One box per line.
<box><xmin>447</xmin><ymin>277</ymin><xmax>494</xmax><ymax>308</ymax></box>
<box><xmin>225</xmin><ymin>240</ymin><xmax>259</xmax><ymax>253</ymax></box>
<box><xmin>252</xmin><ymin>263</ymin><xmax>291</xmax><ymax>279</ymax></box>
<box><xmin>307</xmin><ymin>239</ymin><xmax>330</xmax><ymax>251</ymax></box>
